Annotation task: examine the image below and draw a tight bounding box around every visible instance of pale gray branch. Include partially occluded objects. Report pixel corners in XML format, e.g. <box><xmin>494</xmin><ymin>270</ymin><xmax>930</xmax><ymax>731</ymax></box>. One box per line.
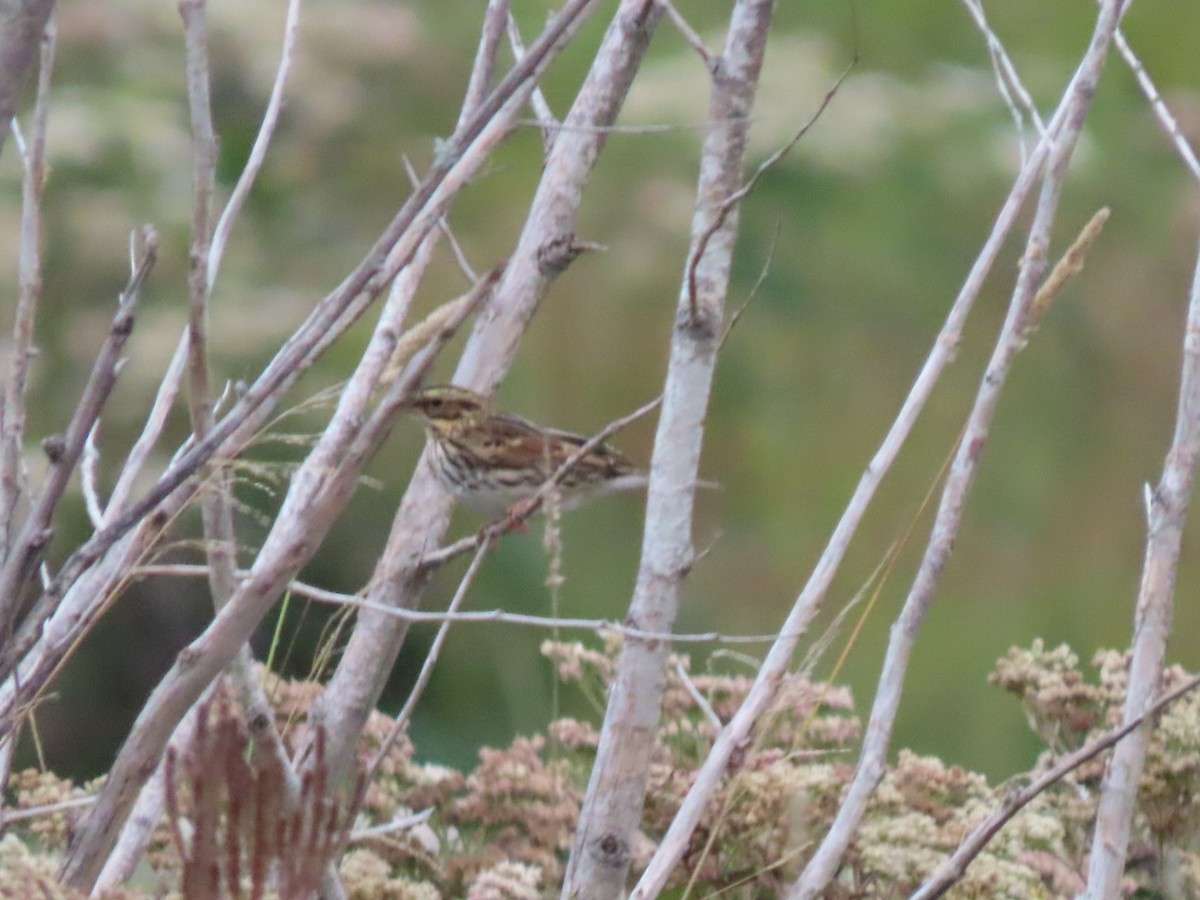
<box><xmin>366</xmin><ymin>534</ymin><xmax>495</xmax><ymax>779</ymax></box>
<box><xmin>0</xmin><ymin>0</ymin><xmax>55</xmax><ymax>158</ymax></box>
<box><xmin>1</xmin><ymin>16</ymin><xmax>54</xmax><ymax>558</ymax></box>
<box><xmin>634</xmin><ymin>3</ymin><xmax>1128</xmax><ymax>892</ymax></box>
<box><xmin>790</xmin><ymin>4</ymin><xmax>1127</xmax><ymax>896</ymax></box>
<box><xmin>208</xmin><ymin>0</ymin><xmax>302</xmax><ymax>290</ymax></box>
<box><xmin>566</xmin><ymin>0</ymin><xmax>775</xmax><ymax>894</ymax></box>
<box><xmin>507</xmin><ymin>10</ymin><xmax>559</xmax><ymax>151</ymax></box>
<box><xmin>915</xmin><ymin>670</ymin><xmax>1200</xmax><ymax>900</ymax></box>
<box><xmin>0</xmin><ymin>227</ymin><xmax>158</xmax><ymax>642</ymax></box>
<box><xmin>304</xmin><ymin>0</ymin><xmax>658</xmax><ymax>791</ymax></box>
<box><xmin>1082</xmin><ymin>222</ymin><xmax>1200</xmax><ymax>897</ymax></box>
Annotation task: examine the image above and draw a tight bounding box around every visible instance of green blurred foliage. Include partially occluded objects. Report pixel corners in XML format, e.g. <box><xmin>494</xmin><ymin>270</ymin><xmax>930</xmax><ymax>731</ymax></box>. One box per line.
<box><xmin>4</xmin><ymin>0</ymin><xmax>1200</xmax><ymax>782</ymax></box>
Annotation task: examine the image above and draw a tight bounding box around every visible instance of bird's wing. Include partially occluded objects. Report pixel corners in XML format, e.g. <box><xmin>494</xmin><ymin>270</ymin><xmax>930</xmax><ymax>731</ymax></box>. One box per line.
<box><xmin>484</xmin><ymin>413</ymin><xmax>634</xmax><ymax>479</ymax></box>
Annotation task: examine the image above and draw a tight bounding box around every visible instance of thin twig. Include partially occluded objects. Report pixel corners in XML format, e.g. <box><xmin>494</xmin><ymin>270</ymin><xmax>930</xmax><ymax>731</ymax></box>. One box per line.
<box><xmin>349</xmin><ymin>807</ymin><xmax>433</xmax><ymax>842</ymax></box>
<box><xmin>0</xmin><ymin>228</ymin><xmax>159</xmax><ymax>639</ymax></box>
<box><xmin>1</xmin><ymin>794</ymin><xmax>96</xmax><ymax>824</ymax></box>
<box><xmin>959</xmin><ymin>0</ymin><xmax>1046</xmax><ymax>164</ymax></box>
<box><xmin>507</xmin><ymin>10</ymin><xmax>559</xmax><ymax>152</ymax></box>
<box><xmin>791</xmin><ymin>5</ymin><xmax>1127</xmax><ymax>895</ymax></box>
<box><xmin>208</xmin><ymin>0</ymin><xmax>302</xmax><ymax>289</ymax></box>
<box><xmin>1</xmin><ymin>17</ymin><xmax>55</xmax><ymax>558</ymax></box>
<box><xmin>1111</xmin><ymin>26</ymin><xmax>1200</xmax><ymax>182</ymax></box>
<box><xmin>686</xmin><ymin>59</ymin><xmax>853</xmax><ymax>325</ymax></box>
<box><xmin>673</xmin><ymin>659</ymin><xmax>721</xmax><ymax>729</ymax></box>
<box><xmin>657</xmin><ymin>0</ymin><xmax>713</xmax><ymax>68</ymax></box>
<box><xmin>914</xmin><ymin>670</ymin><xmax>1200</xmax><ymax>899</ymax></box>
<box><xmin>367</xmin><ymin>534</ymin><xmax>494</xmax><ymax>778</ymax></box>
<box><xmin>720</xmin><ymin>218</ymin><xmax>780</xmax><ymax>349</ymax></box>
<box><xmin>402</xmin><ymin>155</ymin><xmax>479</xmax><ymax>284</ymax></box>
<box><xmin>462</xmin><ymin>0</ymin><xmax>510</xmax><ymax>124</ymax></box>
<box><xmin>81</xmin><ymin>427</ymin><xmax>104</xmax><ymax>528</ymax></box>
<box><xmin>132</xmin><ymin>562</ymin><xmax>793</xmax><ymax>644</ymax></box>
<box><xmin>102</xmin><ymin>339</ymin><xmax>189</xmax><ymax>523</ymax></box>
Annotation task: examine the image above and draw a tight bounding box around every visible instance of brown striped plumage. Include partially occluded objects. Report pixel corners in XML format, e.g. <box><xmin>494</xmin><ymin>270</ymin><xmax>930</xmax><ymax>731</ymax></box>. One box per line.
<box><xmin>408</xmin><ymin>385</ymin><xmax>646</xmax><ymax>516</ymax></box>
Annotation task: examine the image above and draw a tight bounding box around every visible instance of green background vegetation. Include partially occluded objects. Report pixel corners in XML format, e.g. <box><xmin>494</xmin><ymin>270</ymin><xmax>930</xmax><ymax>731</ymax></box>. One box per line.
<box><xmin>4</xmin><ymin>0</ymin><xmax>1200</xmax><ymax>785</ymax></box>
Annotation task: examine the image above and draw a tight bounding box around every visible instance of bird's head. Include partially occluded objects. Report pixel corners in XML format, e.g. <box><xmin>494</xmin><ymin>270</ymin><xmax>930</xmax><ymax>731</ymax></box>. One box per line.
<box><xmin>408</xmin><ymin>385</ymin><xmax>488</xmax><ymax>436</ymax></box>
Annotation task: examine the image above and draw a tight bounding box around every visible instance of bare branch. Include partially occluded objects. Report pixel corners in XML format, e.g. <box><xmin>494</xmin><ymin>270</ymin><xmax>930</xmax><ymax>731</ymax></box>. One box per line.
<box><xmin>0</xmin><ymin>227</ymin><xmax>159</xmax><ymax>637</ymax></box>
<box><xmin>791</xmin><ymin>6</ymin><xmax>1127</xmax><ymax>895</ymax></box>
<box><xmin>915</xmin><ymin>670</ymin><xmax>1200</xmax><ymax>899</ymax></box>
<box><xmin>366</xmin><ymin>534</ymin><xmax>495</xmax><ymax>780</ymax></box>
<box><xmin>1083</xmin><ymin>221</ymin><xmax>1200</xmax><ymax>896</ymax></box>
<box><xmin>304</xmin><ymin>0</ymin><xmax>662</xmax><ymax>792</ymax></box>
<box><xmin>686</xmin><ymin>59</ymin><xmax>852</xmax><ymax>325</ymax></box>
<box><xmin>1112</xmin><ymin>26</ymin><xmax>1200</xmax><ymax>182</ymax></box>
<box><xmin>656</xmin><ymin>0</ymin><xmax>713</xmax><ymax>69</ymax></box>
<box><xmin>566</xmin><ymin>1</ymin><xmax>775</xmax><ymax>893</ymax></box>
<box><xmin>0</xmin><ymin>0</ymin><xmax>55</xmax><ymax>158</ymax></box>
<box><xmin>959</xmin><ymin>0</ymin><xmax>1046</xmax><ymax>163</ymax></box>
<box><xmin>635</xmin><ymin>4</ymin><xmax>1131</xmax><ymax>893</ymax></box>
<box><xmin>1</xmin><ymin>16</ymin><xmax>54</xmax><ymax>556</ymax></box>
<box><xmin>208</xmin><ymin>0</ymin><xmax>302</xmax><ymax>289</ymax></box>
<box><xmin>133</xmin><ymin>564</ymin><xmax>800</xmax><ymax>644</ymax></box>
<box><xmin>673</xmin><ymin>659</ymin><xmax>721</xmax><ymax>729</ymax></box>
<box><xmin>80</xmin><ymin>427</ymin><xmax>104</xmax><ymax>528</ymax></box>
<box><xmin>102</xmin><ymin>339</ymin><xmax>189</xmax><ymax>523</ymax></box>
<box><xmin>462</xmin><ymin>0</ymin><xmax>510</xmax><ymax>125</ymax></box>
<box><xmin>507</xmin><ymin>10</ymin><xmax>559</xmax><ymax>151</ymax></box>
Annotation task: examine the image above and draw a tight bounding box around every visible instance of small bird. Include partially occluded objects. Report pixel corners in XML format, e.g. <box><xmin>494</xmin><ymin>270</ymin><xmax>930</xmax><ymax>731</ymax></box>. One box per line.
<box><xmin>406</xmin><ymin>385</ymin><xmax>648</xmax><ymax>517</ymax></box>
